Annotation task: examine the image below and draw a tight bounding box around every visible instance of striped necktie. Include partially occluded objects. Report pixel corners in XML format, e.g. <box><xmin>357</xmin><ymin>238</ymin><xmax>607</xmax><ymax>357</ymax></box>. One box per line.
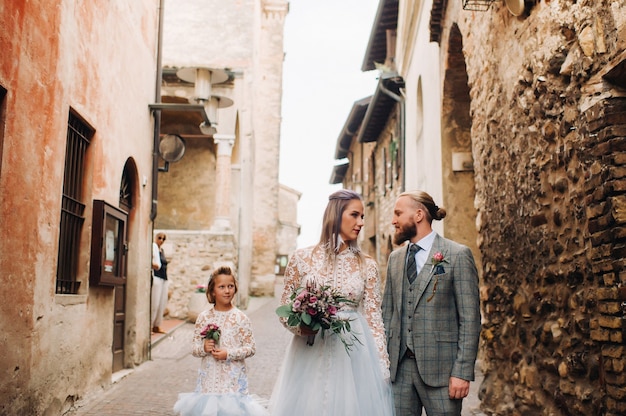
<box><xmin>407</xmin><ymin>244</ymin><xmax>421</xmax><ymax>284</ymax></box>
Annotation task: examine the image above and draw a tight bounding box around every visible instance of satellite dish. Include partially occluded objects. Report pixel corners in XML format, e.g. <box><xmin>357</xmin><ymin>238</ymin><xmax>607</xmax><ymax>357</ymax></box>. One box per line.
<box><xmin>159</xmin><ymin>134</ymin><xmax>186</xmax><ymax>162</ymax></box>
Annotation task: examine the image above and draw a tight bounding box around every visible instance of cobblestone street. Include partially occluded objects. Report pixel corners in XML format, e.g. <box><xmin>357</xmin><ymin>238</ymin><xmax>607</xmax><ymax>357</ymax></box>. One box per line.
<box><xmin>66</xmin><ymin>284</ymin><xmax>484</xmax><ymax>415</ymax></box>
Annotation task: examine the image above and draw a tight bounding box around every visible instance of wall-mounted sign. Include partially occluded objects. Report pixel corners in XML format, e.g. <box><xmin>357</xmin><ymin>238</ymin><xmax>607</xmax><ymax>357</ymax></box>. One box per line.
<box><xmin>90</xmin><ymin>200</ymin><xmax>128</xmax><ymax>286</ymax></box>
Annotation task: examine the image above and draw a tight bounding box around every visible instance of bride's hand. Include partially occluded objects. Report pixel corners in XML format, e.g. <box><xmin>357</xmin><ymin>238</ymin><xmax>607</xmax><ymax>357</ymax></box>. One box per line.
<box><xmin>299</xmin><ymin>325</ymin><xmax>318</xmax><ymax>336</ymax></box>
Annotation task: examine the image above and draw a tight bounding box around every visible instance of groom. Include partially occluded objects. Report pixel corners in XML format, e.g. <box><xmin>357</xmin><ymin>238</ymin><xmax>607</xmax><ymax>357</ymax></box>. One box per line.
<box><xmin>382</xmin><ymin>190</ymin><xmax>481</xmax><ymax>415</ymax></box>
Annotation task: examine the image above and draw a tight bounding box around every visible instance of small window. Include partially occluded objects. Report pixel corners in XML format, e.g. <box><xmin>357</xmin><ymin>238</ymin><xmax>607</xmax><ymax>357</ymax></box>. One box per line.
<box><xmin>275</xmin><ymin>254</ymin><xmax>289</xmax><ymax>275</ymax></box>
<box><xmin>56</xmin><ymin>111</ymin><xmax>93</xmax><ymax>294</ymax></box>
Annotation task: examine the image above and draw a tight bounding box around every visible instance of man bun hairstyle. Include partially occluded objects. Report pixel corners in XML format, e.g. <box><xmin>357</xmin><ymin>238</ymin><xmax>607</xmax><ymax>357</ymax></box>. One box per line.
<box><xmin>400</xmin><ymin>190</ymin><xmax>447</xmax><ymax>223</ymax></box>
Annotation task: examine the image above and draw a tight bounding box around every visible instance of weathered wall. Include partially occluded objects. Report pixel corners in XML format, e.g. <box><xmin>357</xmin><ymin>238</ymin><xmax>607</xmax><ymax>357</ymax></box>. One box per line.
<box><xmin>159</xmin><ymin>0</ymin><xmax>288</xmax><ymax>299</ymax></box>
<box><xmin>153</xmin><ymin>230</ymin><xmax>237</xmax><ymax>320</ymax></box>
<box><xmin>250</xmin><ymin>2</ymin><xmax>288</xmax><ymax>295</ymax></box>
<box><xmin>440</xmin><ymin>23</ymin><xmax>480</xmax><ymax>260</ymax></box>
<box><xmin>0</xmin><ymin>1</ymin><xmax>158</xmax><ymax>414</ymax></box>
<box><xmin>156</xmin><ymin>137</ymin><xmax>217</xmax><ymax>229</ymax></box>
<box><xmin>395</xmin><ymin>0</ymin><xmax>481</xmax><ymax>264</ymax></box>
<box><xmin>276</xmin><ymin>184</ymin><xmax>301</xmax><ymax>256</ymax></box>
<box><xmin>453</xmin><ymin>1</ymin><xmax>626</xmax><ymax>414</ymax></box>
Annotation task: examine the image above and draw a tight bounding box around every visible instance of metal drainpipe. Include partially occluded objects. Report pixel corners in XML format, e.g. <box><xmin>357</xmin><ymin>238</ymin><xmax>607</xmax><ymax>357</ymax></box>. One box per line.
<box><xmin>151</xmin><ymin>0</ymin><xmax>165</xmax><ymax>222</ymax></box>
<box><xmin>148</xmin><ymin>0</ymin><xmax>165</xmax><ymax>359</ymax></box>
<box><xmin>378</xmin><ymin>81</ymin><xmax>406</xmax><ymax>192</ymax></box>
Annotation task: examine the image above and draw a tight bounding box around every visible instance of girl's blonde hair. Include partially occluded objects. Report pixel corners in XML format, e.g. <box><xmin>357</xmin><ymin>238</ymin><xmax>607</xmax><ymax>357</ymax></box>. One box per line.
<box><xmin>206</xmin><ymin>266</ymin><xmax>238</xmax><ymax>304</ymax></box>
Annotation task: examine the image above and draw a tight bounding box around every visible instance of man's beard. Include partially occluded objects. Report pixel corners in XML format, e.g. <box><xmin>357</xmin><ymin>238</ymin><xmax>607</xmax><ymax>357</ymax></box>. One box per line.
<box><xmin>394</xmin><ymin>222</ymin><xmax>417</xmax><ymax>245</ymax></box>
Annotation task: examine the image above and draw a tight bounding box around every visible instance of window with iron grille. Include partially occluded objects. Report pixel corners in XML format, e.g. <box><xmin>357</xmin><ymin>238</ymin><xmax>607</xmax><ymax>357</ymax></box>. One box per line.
<box><xmin>56</xmin><ymin>111</ymin><xmax>93</xmax><ymax>294</ymax></box>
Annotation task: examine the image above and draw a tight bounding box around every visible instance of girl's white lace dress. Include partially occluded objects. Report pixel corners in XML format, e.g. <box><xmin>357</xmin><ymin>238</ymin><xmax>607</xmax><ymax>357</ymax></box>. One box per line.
<box><xmin>269</xmin><ymin>246</ymin><xmax>395</xmax><ymax>416</ymax></box>
<box><xmin>173</xmin><ymin>305</ymin><xmax>268</xmax><ymax>416</ymax></box>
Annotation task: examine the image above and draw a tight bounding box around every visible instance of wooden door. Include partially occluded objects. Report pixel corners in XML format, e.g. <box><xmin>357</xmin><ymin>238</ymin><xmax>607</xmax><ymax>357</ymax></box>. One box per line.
<box><xmin>112</xmin><ymin>285</ymin><xmax>126</xmax><ymax>372</ymax></box>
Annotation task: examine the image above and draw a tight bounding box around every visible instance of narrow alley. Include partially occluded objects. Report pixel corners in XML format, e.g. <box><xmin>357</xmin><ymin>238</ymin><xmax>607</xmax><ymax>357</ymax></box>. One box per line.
<box><xmin>66</xmin><ymin>284</ymin><xmax>485</xmax><ymax>416</ymax></box>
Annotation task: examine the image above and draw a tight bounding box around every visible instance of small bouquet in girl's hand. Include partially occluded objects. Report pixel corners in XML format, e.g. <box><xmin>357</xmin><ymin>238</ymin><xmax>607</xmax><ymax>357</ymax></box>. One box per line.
<box><xmin>276</xmin><ymin>281</ymin><xmax>361</xmax><ymax>353</ymax></box>
<box><xmin>200</xmin><ymin>323</ymin><xmax>221</xmax><ymax>343</ymax></box>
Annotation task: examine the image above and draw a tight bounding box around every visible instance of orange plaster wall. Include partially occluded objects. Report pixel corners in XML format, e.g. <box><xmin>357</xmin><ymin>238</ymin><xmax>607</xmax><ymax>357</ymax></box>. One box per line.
<box><xmin>0</xmin><ymin>1</ymin><xmax>159</xmax><ymax>414</ymax></box>
<box><xmin>0</xmin><ymin>2</ymin><xmax>64</xmax><ymax>412</ymax></box>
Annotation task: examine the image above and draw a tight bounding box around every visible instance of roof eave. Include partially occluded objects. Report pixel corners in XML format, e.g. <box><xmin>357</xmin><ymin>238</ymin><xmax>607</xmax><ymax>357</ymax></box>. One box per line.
<box><xmin>333</xmin><ymin>96</ymin><xmax>371</xmax><ymax>159</ymax></box>
<box><xmin>357</xmin><ymin>72</ymin><xmax>404</xmax><ymax>143</ymax></box>
<box><xmin>361</xmin><ymin>0</ymin><xmax>399</xmax><ymax>72</ymax></box>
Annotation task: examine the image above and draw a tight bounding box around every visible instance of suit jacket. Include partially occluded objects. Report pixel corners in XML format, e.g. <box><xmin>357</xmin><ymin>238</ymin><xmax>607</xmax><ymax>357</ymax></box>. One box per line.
<box><xmin>382</xmin><ymin>233</ymin><xmax>481</xmax><ymax>386</ymax></box>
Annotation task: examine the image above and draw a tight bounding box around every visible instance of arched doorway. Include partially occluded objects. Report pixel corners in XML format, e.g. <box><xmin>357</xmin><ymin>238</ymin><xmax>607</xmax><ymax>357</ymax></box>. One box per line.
<box><xmin>111</xmin><ymin>159</ymin><xmax>138</xmax><ymax>372</ymax></box>
<box><xmin>440</xmin><ymin>23</ymin><xmax>481</xmax><ymax>266</ymax></box>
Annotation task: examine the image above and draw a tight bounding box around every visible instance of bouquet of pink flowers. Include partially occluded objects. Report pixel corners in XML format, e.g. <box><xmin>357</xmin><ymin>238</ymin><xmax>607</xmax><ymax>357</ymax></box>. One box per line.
<box><xmin>200</xmin><ymin>323</ymin><xmax>221</xmax><ymax>343</ymax></box>
<box><xmin>276</xmin><ymin>281</ymin><xmax>361</xmax><ymax>353</ymax></box>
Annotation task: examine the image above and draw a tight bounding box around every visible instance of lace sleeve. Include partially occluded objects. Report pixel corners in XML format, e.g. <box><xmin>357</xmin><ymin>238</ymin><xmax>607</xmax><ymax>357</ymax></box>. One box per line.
<box><xmin>227</xmin><ymin>310</ymin><xmax>256</xmax><ymax>361</ymax></box>
<box><xmin>279</xmin><ymin>250</ymin><xmax>303</xmax><ymax>336</ymax></box>
<box><xmin>191</xmin><ymin>311</ymin><xmax>210</xmax><ymax>357</ymax></box>
<box><xmin>361</xmin><ymin>257</ymin><xmax>391</xmax><ymax>379</ymax></box>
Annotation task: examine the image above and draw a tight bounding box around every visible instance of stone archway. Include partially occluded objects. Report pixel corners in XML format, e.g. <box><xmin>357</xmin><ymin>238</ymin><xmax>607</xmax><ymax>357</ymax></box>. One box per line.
<box><xmin>115</xmin><ymin>158</ymin><xmax>140</xmax><ymax>370</ymax></box>
<box><xmin>440</xmin><ymin>23</ymin><xmax>480</xmax><ymax>265</ymax></box>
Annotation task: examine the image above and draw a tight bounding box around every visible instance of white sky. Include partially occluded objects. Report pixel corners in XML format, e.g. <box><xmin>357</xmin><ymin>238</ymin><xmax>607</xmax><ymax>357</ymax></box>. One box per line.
<box><xmin>279</xmin><ymin>0</ymin><xmax>380</xmax><ymax>248</ymax></box>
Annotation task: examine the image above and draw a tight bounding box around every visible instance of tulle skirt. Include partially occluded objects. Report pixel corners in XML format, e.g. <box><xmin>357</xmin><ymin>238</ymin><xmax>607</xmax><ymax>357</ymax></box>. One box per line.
<box><xmin>269</xmin><ymin>311</ymin><xmax>395</xmax><ymax>416</ymax></box>
<box><xmin>173</xmin><ymin>392</ymin><xmax>268</xmax><ymax>416</ymax></box>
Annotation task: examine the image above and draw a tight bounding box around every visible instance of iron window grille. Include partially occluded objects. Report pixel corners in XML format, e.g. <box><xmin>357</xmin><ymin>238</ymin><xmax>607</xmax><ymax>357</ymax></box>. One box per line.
<box><xmin>56</xmin><ymin>111</ymin><xmax>93</xmax><ymax>294</ymax></box>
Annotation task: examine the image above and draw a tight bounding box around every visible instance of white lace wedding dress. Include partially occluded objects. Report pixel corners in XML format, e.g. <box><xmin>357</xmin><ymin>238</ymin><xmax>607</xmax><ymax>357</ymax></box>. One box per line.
<box><xmin>269</xmin><ymin>245</ymin><xmax>395</xmax><ymax>416</ymax></box>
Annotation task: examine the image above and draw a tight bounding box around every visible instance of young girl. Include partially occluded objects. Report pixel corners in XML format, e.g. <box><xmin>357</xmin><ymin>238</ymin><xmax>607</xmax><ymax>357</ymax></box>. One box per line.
<box><xmin>173</xmin><ymin>266</ymin><xmax>268</xmax><ymax>416</ymax></box>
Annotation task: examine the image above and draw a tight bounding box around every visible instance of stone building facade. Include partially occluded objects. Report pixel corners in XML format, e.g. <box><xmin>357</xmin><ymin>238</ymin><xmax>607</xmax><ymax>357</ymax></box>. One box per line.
<box><xmin>0</xmin><ymin>1</ymin><xmax>159</xmax><ymax>414</ymax></box>
<box><xmin>333</xmin><ymin>0</ymin><xmax>625</xmax><ymax>414</ymax></box>
<box><xmin>154</xmin><ymin>0</ymin><xmax>292</xmax><ymax>318</ymax></box>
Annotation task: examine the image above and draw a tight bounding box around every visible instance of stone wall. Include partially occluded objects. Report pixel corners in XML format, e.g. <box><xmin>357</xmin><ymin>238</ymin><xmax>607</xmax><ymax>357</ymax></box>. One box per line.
<box><xmin>456</xmin><ymin>2</ymin><xmax>626</xmax><ymax>414</ymax></box>
<box><xmin>581</xmin><ymin>98</ymin><xmax>626</xmax><ymax>415</ymax></box>
<box><xmin>249</xmin><ymin>0</ymin><xmax>289</xmax><ymax>296</ymax></box>
<box><xmin>156</xmin><ymin>230</ymin><xmax>237</xmax><ymax>320</ymax></box>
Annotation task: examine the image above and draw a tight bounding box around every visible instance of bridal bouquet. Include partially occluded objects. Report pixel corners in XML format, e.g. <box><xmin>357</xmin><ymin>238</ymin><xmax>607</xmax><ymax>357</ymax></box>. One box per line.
<box><xmin>276</xmin><ymin>281</ymin><xmax>361</xmax><ymax>353</ymax></box>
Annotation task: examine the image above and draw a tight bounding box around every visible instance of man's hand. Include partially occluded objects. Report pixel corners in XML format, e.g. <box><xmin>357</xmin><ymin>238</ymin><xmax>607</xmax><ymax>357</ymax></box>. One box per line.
<box><xmin>448</xmin><ymin>376</ymin><xmax>470</xmax><ymax>399</ymax></box>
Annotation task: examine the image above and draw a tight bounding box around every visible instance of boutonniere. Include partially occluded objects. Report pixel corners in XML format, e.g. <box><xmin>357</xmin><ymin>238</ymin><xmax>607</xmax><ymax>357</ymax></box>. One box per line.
<box><xmin>427</xmin><ymin>252</ymin><xmax>448</xmax><ymax>302</ymax></box>
<box><xmin>431</xmin><ymin>252</ymin><xmax>447</xmax><ymax>275</ymax></box>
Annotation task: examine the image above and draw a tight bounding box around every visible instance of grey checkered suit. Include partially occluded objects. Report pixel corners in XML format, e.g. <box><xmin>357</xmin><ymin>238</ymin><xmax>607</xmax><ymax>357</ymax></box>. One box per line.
<box><xmin>382</xmin><ymin>233</ymin><xmax>481</xmax><ymax>387</ymax></box>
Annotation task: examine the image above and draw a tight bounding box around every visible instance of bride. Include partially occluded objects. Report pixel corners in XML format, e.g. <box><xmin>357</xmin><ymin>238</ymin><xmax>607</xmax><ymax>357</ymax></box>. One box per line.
<box><xmin>269</xmin><ymin>189</ymin><xmax>395</xmax><ymax>416</ymax></box>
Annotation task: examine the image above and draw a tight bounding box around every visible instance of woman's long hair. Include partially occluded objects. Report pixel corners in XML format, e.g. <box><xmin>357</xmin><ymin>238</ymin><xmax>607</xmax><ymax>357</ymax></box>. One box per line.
<box><xmin>317</xmin><ymin>189</ymin><xmax>364</xmax><ymax>266</ymax></box>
